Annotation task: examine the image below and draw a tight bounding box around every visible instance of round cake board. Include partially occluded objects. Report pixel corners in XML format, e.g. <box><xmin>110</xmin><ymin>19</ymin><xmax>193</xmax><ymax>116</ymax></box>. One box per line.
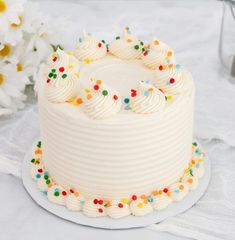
<box><xmin>22</xmin><ymin>140</ymin><xmax>211</xmax><ymax>230</ymax></box>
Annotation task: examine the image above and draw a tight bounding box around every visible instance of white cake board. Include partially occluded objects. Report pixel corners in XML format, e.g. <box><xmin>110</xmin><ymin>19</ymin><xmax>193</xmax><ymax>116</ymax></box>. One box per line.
<box><xmin>22</xmin><ymin>140</ymin><xmax>211</xmax><ymax>230</ymax></box>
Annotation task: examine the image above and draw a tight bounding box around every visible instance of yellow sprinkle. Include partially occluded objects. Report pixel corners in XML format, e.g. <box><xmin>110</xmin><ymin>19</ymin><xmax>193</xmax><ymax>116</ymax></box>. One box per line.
<box><xmin>75</xmin><ymin>73</ymin><xmax>80</xmax><ymax>78</ymax></box>
<box><xmin>66</xmin><ymin>97</ymin><xmax>75</xmax><ymax>103</ymax></box>
<box><xmin>11</xmin><ymin>16</ymin><xmax>23</xmax><ymax>28</ymax></box>
<box><xmin>67</xmin><ymin>51</ymin><xmax>74</xmax><ymax>56</ymax></box>
<box><xmin>68</xmin><ymin>64</ymin><xmax>74</xmax><ymax>69</ymax></box>
<box><xmin>137</xmin><ymin>202</ymin><xmax>143</xmax><ymax>208</ymax></box>
<box><xmin>52</xmin><ymin>53</ymin><xmax>56</xmax><ymax>58</ymax></box>
<box><xmin>167</xmin><ymin>96</ymin><xmax>173</xmax><ymax>101</ymax></box>
<box><xmin>84</xmin><ymin>58</ymin><xmax>91</xmax><ymax>64</ymax></box>
<box><xmin>0</xmin><ymin>44</ymin><xmax>11</xmax><ymax>57</ymax></box>
<box><xmin>162</xmin><ymin>65</ymin><xmax>167</xmax><ymax>70</ymax></box>
<box><xmin>0</xmin><ymin>0</ymin><xmax>7</xmax><ymax>13</ymax></box>
<box><xmin>85</xmin><ymin>89</ymin><xmax>91</xmax><ymax>93</ymax></box>
<box><xmin>198</xmin><ymin>159</ymin><xmax>204</xmax><ymax>163</ymax></box>
<box><xmin>121</xmin><ymin>198</ymin><xmax>129</xmax><ymax>204</ymax></box>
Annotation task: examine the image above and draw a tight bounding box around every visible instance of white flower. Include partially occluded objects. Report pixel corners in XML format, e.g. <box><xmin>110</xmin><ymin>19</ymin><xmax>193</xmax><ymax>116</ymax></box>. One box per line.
<box><xmin>0</xmin><ymin>60</ymin><xmax>29</xmax><ymax>114</ymax></box>
<box><xmin>2</xmin><ymin>2</ymin><xmax>41</xmax><ymax>46</ymax></box>
<box><xmin>0</xmin><ymin>0</ymin><xmax>26</xmax><ymax>33</ymax></box>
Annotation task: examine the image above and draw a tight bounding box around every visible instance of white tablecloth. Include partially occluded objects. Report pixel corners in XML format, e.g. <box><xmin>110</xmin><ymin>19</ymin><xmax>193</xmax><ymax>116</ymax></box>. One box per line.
<box><xmin>1</xmin><ymin>1</ymin><xmax>235</xmax><ymax>239</ymax></box>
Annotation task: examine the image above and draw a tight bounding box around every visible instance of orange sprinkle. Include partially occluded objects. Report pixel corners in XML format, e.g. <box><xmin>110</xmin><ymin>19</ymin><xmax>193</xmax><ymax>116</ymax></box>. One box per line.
<box><xmin>159</xmin><ymin>190</ymin><xmax>163</xmax><ymax>195</ymax></box>
<box><xmin>152</xmin><ymin>190</ymin><xmax>158</xmax><ymax>196</ymax></box>
<box><xmin>188</xmin><ymin>178</ymin><xmax>193</xmax><ymax>184</ymax></box>
<box><xmin>191</xmin><ymin>160</ymin><xmax>195</xmax><ymax>164</ymax></box>
<box><xmin>48</xmin><ymin>183</ymin><xmax>53</xmax><ymax>188</ymax></box>
<box><xmin>127</xmin><ymin>38</ymin><xmax>132</xmax><ymax>43</ymax></box>
<box><xmin>154</xmin><ymin>40</ymin><xmax>159</xmax><ymax>46</ymax></box>
<box><xmin>167</xmin><ymin>192</ymin><xmax>171</xmax><ymax>197</ymax></box>
<box><xmin>167</xmin><ymin>51</ymin><xmax>172</xmax><ymax>57</ymax></box>
<box><xmin>76</xmin><ymin>98</ymin><xmax>83</xmax><ymax>105</ymax></box>
<box><xmin>96</xmin><ymin>80</ymin><xmax>102</xmax><ymax>85</ymax></box>
<box><xmin>145</xmin><ymin>44</ymin><xmax>150</xmax><ymax>49</ymax></box>
<box><xmin>87</xmin><ymin>94</ymin><xmax>92</xmax><ymax>100</ymax></box>
<box><xmin>74</xmin><ymin>192</ymin><xmax>79</xmax><ymax>197</ymax></box>
<box><xmin>106</xmin><ymin>201</ymin><xmax>111</xmax><ymax>207</ymax></box>
<box><xmin>168</xmin><ymin>64</ymin><xmax>174</xmax><ymax>68</ymax></box>
<box><xmin>179</xmin><ymin>184</ymin><xmax>184</xmax><ymax>190</ymax></box>
<box><xmin>148</xmin><ymin>88</ymin><xmax>153</xmax><ymax>92</ymax></box>
<box><xmin>35</xmin><ymin>149</ymin><xmax>42</xmax><ymax>155</ymax></box>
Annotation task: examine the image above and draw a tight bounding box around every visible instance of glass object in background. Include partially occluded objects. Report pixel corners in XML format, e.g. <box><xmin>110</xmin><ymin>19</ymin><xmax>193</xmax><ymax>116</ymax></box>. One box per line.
<box><xmin>219</xmin><ymin>0</ymin><xmax>235</xmax><ymax>79</ymax></box>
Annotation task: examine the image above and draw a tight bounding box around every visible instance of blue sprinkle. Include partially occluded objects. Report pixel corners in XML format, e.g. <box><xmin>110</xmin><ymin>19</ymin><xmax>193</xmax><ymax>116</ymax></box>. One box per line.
<box><xmin>106</xmin><ymin>44</ymin><xmax>109</xmax><ymax>49</ymax></box>
<box><xmin>148</xmin><ymin>197</ymin><xmax>155</xmax><ymax>203</ymax></box>
<box><xmin>174</xmin><ymin>189</ymin><xmax>180</xmax><ymax>193</ymax></box>
<box><xmin>145</xmin><ymin>80</ymin><xmax>151</xmax><ymax>84</ymax></box>
<box><xmin>195</xmin><ymin>149</ymin><xmax>201</xmax><ymax>156</ymax></box>
<box><xmin>189</xmin><ymin>169</ymin><xmax>194</xmax><ymax>176</ymax></box>
<box><xmin>144</xmin><ymin>91</ymin><xmax>150</xmax><ymax>97</ymax></box>
<box><xmin>80</xmin><ymin>200</ymin><xmax>85</xmax><ymax>204</ymax></box>
<box><xmin>36</xmin><ymin>174</ymin><xmax>41</xmax><ymax>179</ymax></box>
<box><xmin>55</xmin><ymin>188</ymin><xmax>59</xmax><ymax>192</ymax></box>
<box><xmin>175</xmin><ymin>64</ymin><xmax>181</xmax><ymax>69</ymax></box>
<box><xmin>166</xmin><ymin>81</ymin><xmax>171</xmax><ymax>86</ymax></box>
<box><xmin>124</xmin><ymin>98</ymin><xmax>130</xmax><ymax>104</ymax></box>
<box><xmin>79</xmin><ymin>37</ymin><xmax>83</xmax><ymax>43</ymax></box>
<box><xmin>124</xmin><ymin>105</ymin><xmax>130</xmax><ymax>110</ymax></box>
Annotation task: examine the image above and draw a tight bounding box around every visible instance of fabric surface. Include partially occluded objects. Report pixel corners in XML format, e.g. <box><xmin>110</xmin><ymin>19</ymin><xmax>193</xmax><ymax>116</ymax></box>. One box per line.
<box><xmin>1</xmin><ymin>1</ymin><xmax>235</xmax><ymax>239</ymax></box>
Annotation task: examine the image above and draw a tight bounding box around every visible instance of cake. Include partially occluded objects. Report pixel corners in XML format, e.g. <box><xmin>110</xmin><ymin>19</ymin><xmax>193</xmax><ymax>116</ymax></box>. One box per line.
<box><xmin>31</xmin><ymin>28</ymin><xmax>206</xmax><ymax>219</ymax></box>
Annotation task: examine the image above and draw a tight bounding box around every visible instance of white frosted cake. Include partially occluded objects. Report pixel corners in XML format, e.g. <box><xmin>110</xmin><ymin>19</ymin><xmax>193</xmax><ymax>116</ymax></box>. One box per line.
<box><xmin>31</xmin><ymin>28</ymin><xmax>206</xmax><ymax>218</ymax></box>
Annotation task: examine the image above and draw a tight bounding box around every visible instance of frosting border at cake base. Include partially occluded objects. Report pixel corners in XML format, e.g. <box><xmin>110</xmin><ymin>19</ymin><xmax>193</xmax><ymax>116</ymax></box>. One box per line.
<box><xmin>28</xmin><ymin>140</ymin><xmax>206</xmax><ymax>219</ymax></box>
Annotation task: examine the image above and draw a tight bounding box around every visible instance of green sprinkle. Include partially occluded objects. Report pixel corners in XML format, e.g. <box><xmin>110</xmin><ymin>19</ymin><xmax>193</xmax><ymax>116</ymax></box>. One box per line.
<box><xmin>44</xmin><ymin>175</ymin><xmax>49</xmax><ymax>180</ymax></box>
<box><xmin>142</xmin><ymin>47</ymin><xmax>145</xmax><ymax>52</ymax></box>
<box><xmin>52</xmin><ymin>69</ymin><xmax>56</xmax><ymax>73</ymax></box>
<box><xmin>134</xmin><ymin>45</ymin><xmax>139</xmax><ymax>50</ymax></box>
<box><xmin>37</xmin><ymin>141</ymin><xmax>41</xmax><ymax>148</ymax></box>
<box><xmin>102</xmin><ymin>90</ymin><xmax>108</xmax><ymax>96</ymax></box>
<box><xmin>116</xmin><ymin>36</ymin><xmax>120</xmax><ymax>40</ymax></box>
<box><xmin>140</xmin><ymin>41</ymin><xmax>144</xmax><ymax>46</ymax></box>
<box><xmin>192</xmin><ymin>142</ymin><xmax>198</xmax><ymax>147</ymax></box>
<box><xmin>54</xmin><ymin>191</ymin><xmax>59</xmax><ymax>197</ymax></box>
<box><xmin>48</xmin><ymin>73</ymin><xmax>53</xmax><ymax>78</ymax></box>
<box><xmin>31</xmin><ymin>158</ymin><xmax>35</xmax><ymax>163</ymax></box>
<box><xmin>62</xmin><ymin>74</ymin><xmax>67</xmax><ymax>79</ymax></box>
<box><xmin>46</xmin><ymin>179</ymin><xmax>50</xmax><ymax>184</ymax></box>
<box><xmin>165</xmin><ymin>96</ymin><xmax>167</xmax><ymax>101</ymax></box>
<box><xmin>101</xmin><ymin>40</ymin><xmax>105</xmax><ymax>44</ymax></box>
<box><xmin>53</xmin><ymin>74</ymin><xmax>57</xmax><ymax>79</ymax></box>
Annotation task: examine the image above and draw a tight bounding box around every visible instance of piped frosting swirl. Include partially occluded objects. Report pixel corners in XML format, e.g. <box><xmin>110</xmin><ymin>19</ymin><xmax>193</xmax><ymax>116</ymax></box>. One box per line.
<box><xmin>153</xmin><ymin>65</ymin><xmax>193</xmax><ymax>94</ymax></box>
<box><xmin>109</xmin><ymin>27</ymin><xmax>144</xmax><ymax>60</ymax></box>
<box><xmin>83</xmin><ymin>79</ymin><xmax>122</xmax><ymax>119</ymax></box>
<box><xmin>76</xmin><ymin>31</ymin><xmax>107</xmax><ymax>61</ymax></box>
<box><xmin>142</xmin><ymin>38</ymin><xmax>175</xmax><ymax>69</ymax></box>
<box><xmin>46</xmin><ymin>49</ymin><xmax>79</xmax><ymax>103</ymax></box>
<box><xmin>129</xmin><ymin>80</ymin><xmax>166</xmax><ymax>114</ymax></box>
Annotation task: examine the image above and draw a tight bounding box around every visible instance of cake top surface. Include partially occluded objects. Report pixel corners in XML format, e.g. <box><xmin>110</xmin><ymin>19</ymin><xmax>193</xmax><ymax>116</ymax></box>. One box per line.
<box><xmin>38</xmin><ymin>28</ymin><xmax>194</xmax><ymax>121</ymax></box>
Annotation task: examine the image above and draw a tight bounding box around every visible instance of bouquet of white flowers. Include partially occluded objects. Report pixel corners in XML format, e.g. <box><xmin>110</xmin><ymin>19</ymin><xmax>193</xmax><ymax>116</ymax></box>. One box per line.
<box><xmin>0</xmin><ymin>0</ymin><xmax>60</xmax><ymax>116</ymax></box>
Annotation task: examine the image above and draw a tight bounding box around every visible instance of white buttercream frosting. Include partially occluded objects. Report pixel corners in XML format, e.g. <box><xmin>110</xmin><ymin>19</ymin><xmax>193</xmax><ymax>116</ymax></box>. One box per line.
<box><xmin>142</xmin><ymin>38</ymin><xmax>175</xmax><ymax>69</ymax></box>
<box><xmin>151</xmin><ymin>193</ymin><xmax>172</xmax><ymax>210</ymax></box>
<box><xmin>37</xmin><ymin>172</ymin><xmax>50</xmax><ymax>192</ymax></box>
<box><xmin>130</xmin><ymin>198</ymin><xmax>153</xmax><ymax>216</ymax></box>
<box><xmin>153</xmin><ymin>65</ymin><xmax>193</xmax><ymax>94</ymax></box>
<box><xmin>76</xmin><ymin>31</ymin><xmax>107</xmax><ymax>61</ymax></box>
<box><xmin>106</xmin><ymin>200</ymin><xmax>131</xmax><ymax>219</ymax></box>
<box><xmin>129</xmin><ymin>80</ymin><xmax>166</xmax><ymax>114</ymax></box>
<box><xmin>65</xmin><ymin>192</ymin><xmax>85</xmax><ymax>211</ymax></box>
<box><xmin>47</xmin><ymin>185</ymin><xmax>67</xmax><ymax>206</ymax></box>
<box><xmin>83</xmin><ymin>80</ymin><xmax>122</xmax><ymax>119</ymax></box>
<box><xmin>82</xmin><ymin>198</ymin><xmax>107</xmax><ymax>217</ymax></box>
<box><xmin>169</xmin><ymin>183</ymin><xmax>189</xmax><ymax>202</ymax></box>
<box><xmin>109</xmin><ymin>28</ymin><xmax>144</xmax><ymax>60</ymax></box>
<box><xmin>45</xmin><ymin>49</ymin><xmax>79</xmax><ymax>103</ymax></box>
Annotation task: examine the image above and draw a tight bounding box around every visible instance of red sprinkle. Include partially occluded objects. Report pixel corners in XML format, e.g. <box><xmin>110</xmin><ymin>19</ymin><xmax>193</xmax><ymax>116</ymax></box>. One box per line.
<box><xmin>52</xmin><ymin>57</ymin><xmax>57</xmax><ymax>62</ymax></box>
<box><xmin>132</xmin><ymin>195</ymin><xmax>137</xmax><ymax>201</ymax></box>
<box><xmin>46</xmin><ymin>79</ymin><xmax>51</xmax><ymax>84</ymax></box>
<box><xmin>118</xmin><ymin>203</ymin><xmax>123</xmax><ymax>208</ymax></box>
<box><xmin>98</xmin><ymin>200</ymin><xmax>103</xmax><ymax>205</ymax></box>
<box><xmin>93</xmin><ymin>84</ymin><xmax>99</xmax><ymax>91</ymax></box>
<box><xmin>59</xmin><ymin>67</ymin><xmax>65</xmax><ymax>72</ymax></box>
<box><xmin>159</xmin><ymin>65</ymin><xmax>163</xmax><ymax>71</ymax></box>
<box><xmin>131</xmin><ymin>92</ymin><xmax>137</xmax><ymax>97</ymax></box>
<box><xmin>98</xmin><ymin>208</ymin><xmax>103</xmax><ymax>213</ymax></box>
<box><xmin>163</xmin><ymin>188</ymin><xmax>168</xmax><ymax>193</ymax></box>
<box><xmin>170</xmin><ymin>78</ymin><xmax>175</xmax><ymax>84</ymax></box>
<box><xmin>113</xmin><ymin>95</ymin><xmax>118</xmax><ymax>100</ymax></box>
<box><xmin>62</xmin><ymin>191</ymin><xmax>67</xmax><ymax>196</ymax></box>
<box><xmin>38</xmin><ymin>169</ymin><xmax>43</xmax><ymax>173</ymax></box>
<box><xmin>70</xmin><ymin>189</ymin><xmax>74</xmax><ymax>193</ymax></box>
<box><xmin>143</xmin><ymin>51</ymin><xmax>148</xmax><ymax>56</ymax></box>
<box><xmin>98</xmin><ymin>43</ymin><xmax>102</xmax><ymax>48</ymax></box>
<box><xmin>93</xmin><ymin>199</ymin><xmax>98</xmax><ymax>204</ymax></box>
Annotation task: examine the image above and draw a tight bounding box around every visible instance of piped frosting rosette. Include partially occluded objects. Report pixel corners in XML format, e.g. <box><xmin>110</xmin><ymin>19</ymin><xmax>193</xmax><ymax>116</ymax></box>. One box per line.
<box><xmin>153</xmin><ymin>64</ymin><xmax>193</xmax><ymax>95</ymax></box>
<box><xmin>45</xmin><ymin>49</ymin><xmax>79</xmax><ymax>103</ymax></box>
<box><xmin>129</xmin><ymin>80</ymin><xmax>166</xmax><ymax>114</ymax></box>
<box><xmin>83</xmin><ymin>79</ymin><xmax>122</xmax><ymax>119</ymax></box>
<box><xmin>106</xmin><ymin>199</ymin><xmax>131</xmax><ymax>219</ymax></box>
<box><xmin>109</xmin><ymin>27</ymin><xmax>144</xmax><ymax>60</ymax></box>
<box><xmin>142</xmin><ymin>38</ymin><xmax>175</xmax><ymax>69</ymax></box>
<box><xmin>76</xmin><ymin>31</ymin><xmax>107</xmax><ymax>61</ymax></box>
